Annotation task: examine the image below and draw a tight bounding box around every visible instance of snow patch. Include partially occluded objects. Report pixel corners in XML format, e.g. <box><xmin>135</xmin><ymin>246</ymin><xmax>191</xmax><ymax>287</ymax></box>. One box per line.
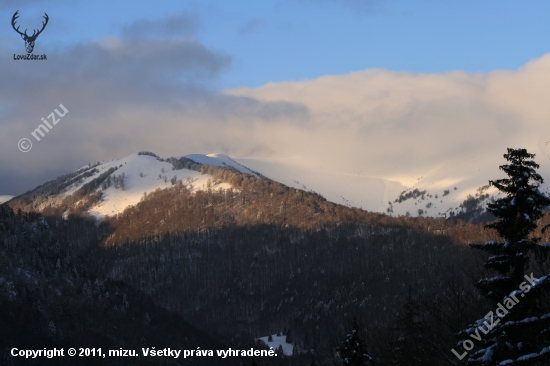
<box><xmin>86</xmin><ymin>153</ymin><xmax>233</xmax><ymax>219</ymax></box>
<box><xmin>257</xmin><ymin>334</ymin><xmax>293</xmax><ymax>356</ymax></box>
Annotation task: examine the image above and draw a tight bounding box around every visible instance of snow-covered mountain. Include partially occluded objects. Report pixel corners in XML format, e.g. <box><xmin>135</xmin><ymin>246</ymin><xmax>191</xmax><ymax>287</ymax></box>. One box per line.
<box><xmin>232</xmin><ymin>155</ymin><xmax>500</xmax><ymax>218</ymax></box>
<box><xmin>85</xmin><ymin>153</ymin><xmax>261</xmax><ymax>219</ymax></box>
<box><xmin>233</xmin><ymin>141</ymin><xmax>550</xmax><ymax>218</ymax></box>
<box><xmin>6</xmin><ymin>152</ymin><xmax>259</xmax><ymax>220</ymax></box>
<box><xmin>85</xmin><ymin>153</ymin><xmax>264</xmax><ymax>219</ymax></box>
<box><xmin>8</xmin><ymin>146</ymin><xmax>550</xmax><ymax>220</ymax></box>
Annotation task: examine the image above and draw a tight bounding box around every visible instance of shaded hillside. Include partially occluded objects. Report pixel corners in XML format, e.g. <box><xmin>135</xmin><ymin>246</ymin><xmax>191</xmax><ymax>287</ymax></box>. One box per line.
<box><xmin>95</xmin><ymin>222</ymin><xmax>485</xmax><ymax>364</ymax></box>
<box><xmin>0</xmin><ymin>204</ymin><xmax>242</xmax><ymax>366</ymax></box>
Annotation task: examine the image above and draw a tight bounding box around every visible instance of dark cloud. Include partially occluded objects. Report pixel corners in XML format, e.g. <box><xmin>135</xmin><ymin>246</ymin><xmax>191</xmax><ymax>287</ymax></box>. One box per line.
<box><xmin>0</xmin><ymin>24</ymin><xmax>309</xmax><ymax>195</ymax></box>
<box><xmin>121</xmin><ymin>14</ymin><xmax>200</xmax><ymax>38</ymax></box>
<box><xmin>0</xmin><ymin>37</ymin><xmax>231</xmax><ymax>110</ymax></box>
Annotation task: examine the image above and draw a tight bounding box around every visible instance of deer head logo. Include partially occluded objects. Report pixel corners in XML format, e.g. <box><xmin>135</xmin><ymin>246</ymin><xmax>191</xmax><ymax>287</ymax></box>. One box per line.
<box><xmin>11</xmin><ymin>11</ymin><xmax>49</xmax><ymax>54</ymax></box>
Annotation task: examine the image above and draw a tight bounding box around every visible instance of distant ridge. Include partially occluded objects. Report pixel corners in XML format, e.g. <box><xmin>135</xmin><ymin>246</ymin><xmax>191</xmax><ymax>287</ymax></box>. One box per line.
<box><xmin>7</xmin><ymin>150</ymin><xmax>534</xmax><ymax>221</ymax></box>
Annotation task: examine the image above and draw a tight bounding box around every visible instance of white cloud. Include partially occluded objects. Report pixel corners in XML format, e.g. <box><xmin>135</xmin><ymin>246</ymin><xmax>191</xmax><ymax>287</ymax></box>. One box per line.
<box><xmin>225</xmin><ymin>55</ymin><xmax>550</xmax><ymax>182</ymax></box>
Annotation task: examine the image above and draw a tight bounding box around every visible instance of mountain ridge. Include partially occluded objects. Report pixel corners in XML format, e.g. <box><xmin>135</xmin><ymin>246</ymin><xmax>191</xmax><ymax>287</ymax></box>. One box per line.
<box><xmin>8</xmin><ymin>149</ymin><xmax>547</xmax><ymax>221</ymax></box>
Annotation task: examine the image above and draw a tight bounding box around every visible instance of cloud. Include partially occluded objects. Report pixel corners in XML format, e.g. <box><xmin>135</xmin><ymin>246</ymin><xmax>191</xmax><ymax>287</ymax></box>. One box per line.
<box><xmin>121</xmin><ymin>14</ymin><xmax>200</xmax><ymax>38</ymax></box>
<box><xmin>0</xmin><ymin>37</ymin><xmax>231</xmax><ymax>118</ymax></box>
<box><xmin>0</xmin><ymin>26</ymin><xmax>308</xmax><ymax>195</ymax></box>
<box><xmin>226</xmin><ymin>56</ymin><xmax>550</xmax><ymax>181</ymax></box>
<box><xmin>4</xmin><ymin>12</ymin><xmax>550</xmax><ymax>202</ymax></box>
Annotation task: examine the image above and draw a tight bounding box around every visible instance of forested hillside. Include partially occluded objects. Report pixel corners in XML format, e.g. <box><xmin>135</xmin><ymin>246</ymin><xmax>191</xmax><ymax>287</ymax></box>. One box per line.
<box><xmin>103</xmin><ymin>167</ymin><xmax>504</xmax><ymax>246</ymax></box>
<box><xmin>5</xmin><ymin>150</ymin><xmax>550</xmax><ymax>365</ymax></box>
<box><xmin>0</xmin><ymin>205</ymin><xmax>242</xmax><ymax>366</ymax></box>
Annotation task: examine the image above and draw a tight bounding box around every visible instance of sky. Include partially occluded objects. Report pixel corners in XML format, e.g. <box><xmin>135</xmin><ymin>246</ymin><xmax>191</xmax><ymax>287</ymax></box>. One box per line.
<box><xmin>2</xmin><ymin>0</ymin><xmax>550</xmax><ymax>196</ymax></box>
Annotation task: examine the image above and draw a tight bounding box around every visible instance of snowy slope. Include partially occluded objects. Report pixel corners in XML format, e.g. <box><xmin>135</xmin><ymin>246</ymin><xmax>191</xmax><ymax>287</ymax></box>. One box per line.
<box><xmin>234</xmin><ymin>156</ymin><xmax>405</xmax><ymax>212</ymax></box>
<box><xmin>234</xmin><ymin>151</ymin><xmax>550</xmax><ymax>218</ymax></box>
<box><xmin>21</xmin><ymin>152</ymin><xmax>256</xmax><ymax>220</ymax></box>
<box><xmin>184</xmin><ymin>153</ymin><xmax>261</xmax><ymax>177</ymax></box>
<box><xmin>86</xmin><ymin>153</ymin><xmax>260</xmax><ymax>219</ymax></box>
<box><xmin>85</xmin><ymin>152</ymin><xmax>522</xmax><ymax>218</ymax></box>
<box><xmin>257</xmin><ymin>334</ymin><xmax>293</xmax><ymax>356</ymax></box>
<box><xmin>85</xmin><ymin>154</ymin><xmax>223</xmax><ymax>219</ymax></box>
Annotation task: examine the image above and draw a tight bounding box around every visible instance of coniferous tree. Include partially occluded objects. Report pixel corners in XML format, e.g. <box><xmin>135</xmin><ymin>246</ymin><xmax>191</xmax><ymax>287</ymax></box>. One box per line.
<box><xmin>338</xmin><ymin>318</ymin><xmax>372</xmax><ymax>365</ymax></box>
<box><xmin>458</xmin><ymin>148</ymin><xmax>550</xmax><ymax>365</ymax></box>
<box><xmin>285</xmin><ymin>328</ymin><xmax>292</xmax><ymax>343</ymax></box>
<box><xmin>476</xmin><ymin>149</ymin><xmax>550</xmax><ymax>299</ymax></box>
<box><xmin>390</xmin><ymin>288</ymin><xmax>432</xmax><ymax>365</ymax></box>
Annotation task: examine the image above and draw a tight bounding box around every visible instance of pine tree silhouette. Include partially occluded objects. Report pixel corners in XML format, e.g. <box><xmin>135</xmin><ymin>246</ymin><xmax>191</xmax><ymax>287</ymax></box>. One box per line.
<box><xmin>338</xmin><ymin>317</ymin><xmax>372</xmax><ymax>365</ymax></box>
<box><xmin>390</xmin><ymin>287</ymin><xmax>432</xmax><ymax>365</ymax></box>
<box><xmin>459</xmin><ymin>148</ymin><xmax>550</xmax><ymax>365</ymax></box>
